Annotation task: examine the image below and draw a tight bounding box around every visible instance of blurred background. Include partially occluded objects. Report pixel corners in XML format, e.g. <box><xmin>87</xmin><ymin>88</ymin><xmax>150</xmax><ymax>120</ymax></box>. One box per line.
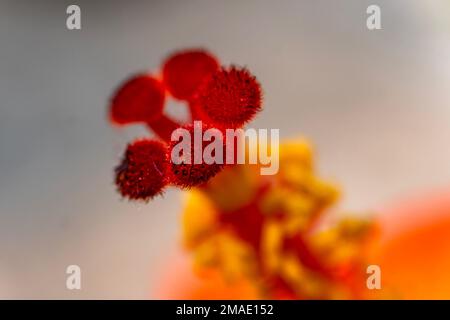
<box><xmin>0</xmin><ymin>0</ymin><xmax>449</xmax><ymax>298</ymax></box>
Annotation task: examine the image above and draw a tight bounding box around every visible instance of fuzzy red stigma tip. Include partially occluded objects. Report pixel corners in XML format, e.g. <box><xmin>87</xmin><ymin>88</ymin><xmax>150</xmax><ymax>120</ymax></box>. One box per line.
<box><xmin>193</xmin><ymin>66</ymin><xmax>262</xmax><ymax>128</ymax></box>
<box><xmin>162</xmin><ymin>49</ymin><xmax>219</xmax><ymax>101</ymax></box>
<box><xmin>168</xmin><ymin>123</ymin><xmax>224</xmax><ymax>188</ymax></box>
<box><xmin>115</xmin><ymin>139</ymin><xmax>168</xmax><ymax>201</ymax></box>
<box><xmin>110</xmin><ymin>74</ymin><xmax>165</xmax><ymax>125</ymax></box>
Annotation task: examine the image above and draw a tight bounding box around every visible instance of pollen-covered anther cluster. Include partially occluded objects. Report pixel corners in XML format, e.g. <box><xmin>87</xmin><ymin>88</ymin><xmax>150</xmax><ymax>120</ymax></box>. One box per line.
<box><xmin>108</xmin><ymin>48</ymin><xmax>263</xmax><ymax>200</ymax></box>
<box><xmin>183</xmin><ymin>140</ymin><xmax>378</xmax><ymax>299</ymax></box>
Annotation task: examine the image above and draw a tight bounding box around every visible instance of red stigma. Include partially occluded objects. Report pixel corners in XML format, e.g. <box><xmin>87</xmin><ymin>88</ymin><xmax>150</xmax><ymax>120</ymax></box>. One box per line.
<box><xmin>108</xmin><ymin>48</ymin><xmax>264</xmax><ymax>200</ymax></box>
<box><xmin>162</xmin><ymin>49</ymin><xmax>219</xmax><ymax>101</ymax></box>
<box><xmin>110</xmin><ymin>74</ymin><xmax>165</xmax><ymax>125</ymax></box>
<box><xmin>168</xmin><ymin>123</ymin><xmax>224</xmax><ymax>188</ymax></box>
<box><xmin>115</xmin><ymin>139</ymin><xmax>168</xmax><ymax>201</ymax></box>
<box><xmin>193</xmin><ymin>67</ymin><xmax>262</xmax><ymax>128</ymax></box>
<box><xmin>170</xmin><ymin>162</ymin><xmax>224</xmax><ymax>189</ymax></box>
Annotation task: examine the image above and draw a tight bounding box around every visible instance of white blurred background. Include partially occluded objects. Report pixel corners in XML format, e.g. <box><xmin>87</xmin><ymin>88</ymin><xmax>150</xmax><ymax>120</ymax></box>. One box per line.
<box><xmin>0</xmin><ymin>0</ymin><xmax>449</xmax><ymax>298</ymax></box>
